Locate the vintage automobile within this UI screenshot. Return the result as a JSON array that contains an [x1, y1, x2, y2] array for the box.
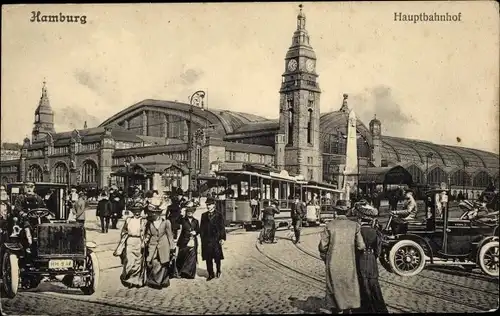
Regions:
[[0, 182, 100, 298], [379, 189, 499, 277]]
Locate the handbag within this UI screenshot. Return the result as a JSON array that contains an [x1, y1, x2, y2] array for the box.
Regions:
[[187, 236, 195, 248]]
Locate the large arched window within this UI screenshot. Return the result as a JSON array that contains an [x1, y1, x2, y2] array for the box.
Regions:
[[406, 165, 425, 184], [473, 171, 491, 188], [427, 167, 447, 185], [450, 169, 471, 187], [81, 160, 98, 183], [53, 163, 69, 184], [28, 164, 43, 183]]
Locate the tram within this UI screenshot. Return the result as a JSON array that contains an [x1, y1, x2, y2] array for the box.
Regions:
[[212, 169, 344, 231], [301, 181, 343, 225]]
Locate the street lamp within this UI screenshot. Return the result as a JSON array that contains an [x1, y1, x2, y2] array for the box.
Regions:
[[124, 157, 131, 206], [462, 160, 469, 198], [425, 152, 434, 186], [188, 90, 206, 200]]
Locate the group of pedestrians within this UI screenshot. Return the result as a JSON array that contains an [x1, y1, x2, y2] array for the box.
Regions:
[[113, 191, 227, 289], [318, 203, 388, 314]]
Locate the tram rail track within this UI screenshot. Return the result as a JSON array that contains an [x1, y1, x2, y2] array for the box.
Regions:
[[283, 231, 497, 313], [253, 239, 410, 313]]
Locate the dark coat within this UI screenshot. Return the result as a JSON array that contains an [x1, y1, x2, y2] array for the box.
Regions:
[[291, 201, 306, 220], [262, 205, 280, 221], [97, 199, 112, 217], [357, 223, 382, 279], [167, 201, 182, 231], [177, 216, 200, 248], [200, 211, 226, 261]]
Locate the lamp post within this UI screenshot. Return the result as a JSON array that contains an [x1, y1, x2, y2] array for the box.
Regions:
[[188, 90, 206, 200], [425, 152, 434, 187], [462, 160, 468, 198], [124, 157, 131, 207]]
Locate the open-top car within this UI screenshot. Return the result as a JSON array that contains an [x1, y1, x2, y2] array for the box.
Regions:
[[1, 182, 100, 298], [379, 188, 498, 278]]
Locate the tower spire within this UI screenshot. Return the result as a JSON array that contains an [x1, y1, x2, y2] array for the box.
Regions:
[[297, 4, 306, 30]]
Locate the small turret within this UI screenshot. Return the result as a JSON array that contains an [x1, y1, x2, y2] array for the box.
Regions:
[[369, 114, 381, 137]]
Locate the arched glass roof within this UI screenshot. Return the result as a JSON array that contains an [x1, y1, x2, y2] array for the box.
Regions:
[[319, 111, 372, 145], [319, 110, 499, 174]]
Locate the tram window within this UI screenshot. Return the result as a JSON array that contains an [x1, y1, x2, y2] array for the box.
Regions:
[[230, 184, 238, 198], [264, 184, 271, 199], [274, 187, 279, 199], [240, 181, 249, 196]]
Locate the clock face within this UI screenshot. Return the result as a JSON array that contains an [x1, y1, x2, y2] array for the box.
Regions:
[[287, 59, 298, 72], [306, 59, 315, 72]]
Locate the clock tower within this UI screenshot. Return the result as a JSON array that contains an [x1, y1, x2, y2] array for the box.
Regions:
[[277, 4, 322, 181]]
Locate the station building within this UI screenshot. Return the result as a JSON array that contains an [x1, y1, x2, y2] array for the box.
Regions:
[[1, 8, 498, 199]]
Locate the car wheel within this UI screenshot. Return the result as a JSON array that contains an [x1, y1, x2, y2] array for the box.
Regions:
[[389, 240, 426, 277], [478, 241, 499, 277], [2, 251, 20, 298], [80, 251, 100, 295]]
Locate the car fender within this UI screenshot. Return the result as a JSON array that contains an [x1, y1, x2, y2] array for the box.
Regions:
[[2, 242, 23, 252], [393, 233, 434, 263]]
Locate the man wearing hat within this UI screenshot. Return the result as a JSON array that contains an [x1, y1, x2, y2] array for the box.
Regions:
[[290, 194, 307, 244], [354, 204, 388, 313], [391, 189, 418, 220], [319, 199, 366, 314], [200, 196, 226, 280], [13, 182, 46, 252]]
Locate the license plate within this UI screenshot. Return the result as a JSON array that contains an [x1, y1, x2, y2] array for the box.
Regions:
[[49, 259, 73, 269]]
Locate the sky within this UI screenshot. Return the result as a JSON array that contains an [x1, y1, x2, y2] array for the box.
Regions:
[[1, 2, 499, 154]]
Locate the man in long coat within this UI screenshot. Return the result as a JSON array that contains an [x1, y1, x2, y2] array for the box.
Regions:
[[318, 205, 366, 314], [200, 197, 226, 281]]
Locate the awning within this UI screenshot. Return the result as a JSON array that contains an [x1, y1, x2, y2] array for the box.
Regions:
[[111, 154, 188, 176], [358, 166, 413, 185], [196, 174, 228, 181]]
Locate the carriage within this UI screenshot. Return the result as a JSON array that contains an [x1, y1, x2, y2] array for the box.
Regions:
[[0, 182, 100, 298], [378, 189, 499, 277]]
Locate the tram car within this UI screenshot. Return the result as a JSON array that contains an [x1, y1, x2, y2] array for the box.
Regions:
[[379, 188, 499, 277], [214, 170, 301, 231], [300, 181, 343, 226], [212, 169, 345, 231]]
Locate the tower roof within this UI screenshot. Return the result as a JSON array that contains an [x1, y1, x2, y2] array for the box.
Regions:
[[286, 4, 316, 59], [35, 80, 53, 115]]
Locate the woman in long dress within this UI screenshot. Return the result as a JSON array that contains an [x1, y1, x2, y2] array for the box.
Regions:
[[176, 206, 200, 279], [113, 200, 147, 288], [355, 204, 388, 314], [144, 198, 175, 289]]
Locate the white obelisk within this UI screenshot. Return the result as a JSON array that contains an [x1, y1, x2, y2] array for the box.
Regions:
[[343, 108, 358, 201]]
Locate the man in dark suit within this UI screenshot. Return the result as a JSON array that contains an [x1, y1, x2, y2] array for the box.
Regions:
[[200, 197, 226, 281], [290, 194, 306, 244]]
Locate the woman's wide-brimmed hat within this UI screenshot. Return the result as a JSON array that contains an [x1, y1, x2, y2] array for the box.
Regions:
[[147, 197, 165, 212], [356, 204, 379, 220], [185, 206, 196, 214]]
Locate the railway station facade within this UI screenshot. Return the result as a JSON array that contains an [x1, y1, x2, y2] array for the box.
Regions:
[[1, 8, 499, 198]]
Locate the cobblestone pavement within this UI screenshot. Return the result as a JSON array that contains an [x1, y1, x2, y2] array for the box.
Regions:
[[264, 227, 499, 313], [1, 219, 498, 315]]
